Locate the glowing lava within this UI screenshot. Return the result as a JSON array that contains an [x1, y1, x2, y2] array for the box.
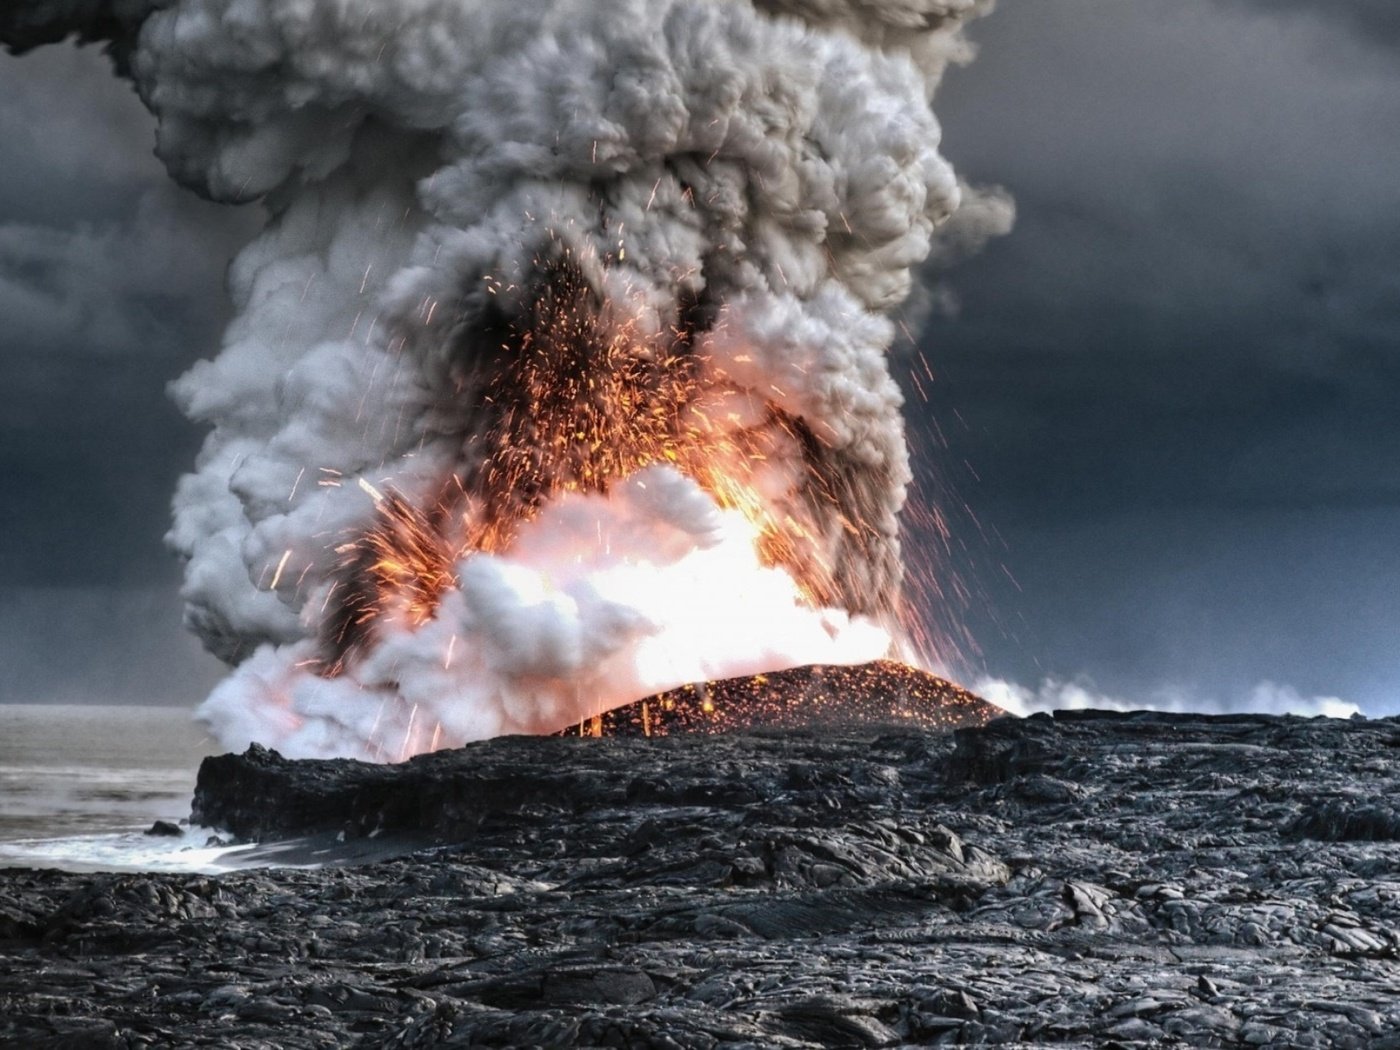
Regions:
[[560, 659, 1002, 738], [322, 244, 902, 679]]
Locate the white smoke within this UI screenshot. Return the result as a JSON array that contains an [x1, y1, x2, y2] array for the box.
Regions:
[[4, 0, 1006, 758], [976, 676, 1361, 720]]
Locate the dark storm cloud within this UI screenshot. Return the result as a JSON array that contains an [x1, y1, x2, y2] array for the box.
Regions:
[[0, 42, 155, 223], [1220, 0, 1400, 50], [0, 46, 251, 350], [0, 44, 256, 589], [0, 586, 222, 704], [0, 0, 144, 67], [0, 43, 254, 702], [915, 0, 1400, 709], [925, 0, 1400, 515]]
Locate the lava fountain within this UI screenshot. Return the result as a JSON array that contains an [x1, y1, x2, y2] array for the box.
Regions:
[[2, 0, 1013, 759]]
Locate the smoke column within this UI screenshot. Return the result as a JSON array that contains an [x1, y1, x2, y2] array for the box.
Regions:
[[3, 0, 1009, 759]]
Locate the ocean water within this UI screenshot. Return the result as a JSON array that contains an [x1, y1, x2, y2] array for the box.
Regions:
[[0, 704, 256, 873]]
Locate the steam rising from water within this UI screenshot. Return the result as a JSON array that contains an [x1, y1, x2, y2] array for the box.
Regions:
[[3, 0, 1011, 759], [976, 676, 1361, 721], [206, 467, 891, 759]]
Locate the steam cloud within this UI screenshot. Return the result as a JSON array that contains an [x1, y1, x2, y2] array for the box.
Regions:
[[3, 0, 1007, 758], [976, 677, 1361, 721]]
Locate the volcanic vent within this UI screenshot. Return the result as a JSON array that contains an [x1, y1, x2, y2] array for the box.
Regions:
[[0, 0, 1014, 759], [323, 241, 886, 674]]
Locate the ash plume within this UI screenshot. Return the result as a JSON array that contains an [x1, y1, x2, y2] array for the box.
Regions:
[[4, 0, 1007, 758]]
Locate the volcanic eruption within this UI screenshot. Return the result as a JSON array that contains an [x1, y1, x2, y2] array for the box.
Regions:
[[2, 0, 1013, 759]]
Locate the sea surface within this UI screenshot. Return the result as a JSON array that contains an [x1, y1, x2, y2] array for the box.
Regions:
[[0, 704, 255, 872]]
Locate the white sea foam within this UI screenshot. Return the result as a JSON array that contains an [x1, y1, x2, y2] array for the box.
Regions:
[[0, 827, 260, 875]]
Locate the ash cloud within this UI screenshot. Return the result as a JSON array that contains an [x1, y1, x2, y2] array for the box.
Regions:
[[3, 0, 1005, 755]]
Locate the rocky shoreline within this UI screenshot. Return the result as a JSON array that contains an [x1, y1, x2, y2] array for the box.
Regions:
[[5, 709, 1400, 1047]]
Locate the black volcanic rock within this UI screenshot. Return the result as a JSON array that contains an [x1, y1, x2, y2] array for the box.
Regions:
[[5, 710, 1400, 1048]]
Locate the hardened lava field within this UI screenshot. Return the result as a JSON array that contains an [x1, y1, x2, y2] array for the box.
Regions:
[[558, 659, 1003, 738]]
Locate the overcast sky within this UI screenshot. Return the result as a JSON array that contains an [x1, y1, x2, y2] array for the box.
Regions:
[[0, 0, 1396, 712], [922, 0, 1400, 711]]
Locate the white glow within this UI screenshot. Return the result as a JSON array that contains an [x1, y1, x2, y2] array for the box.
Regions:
[[198, 467, 891, 760]]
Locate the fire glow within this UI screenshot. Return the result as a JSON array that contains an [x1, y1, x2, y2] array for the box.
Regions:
[[210, 463, 895, 760], [323, 244, 897, 678], [235, 237, 987, 762], [195, 243, 917, 759]]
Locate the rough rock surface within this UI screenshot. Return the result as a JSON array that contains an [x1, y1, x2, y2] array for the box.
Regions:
[[556, 661, 1001, 738], [5, 710, 1400, 1048]]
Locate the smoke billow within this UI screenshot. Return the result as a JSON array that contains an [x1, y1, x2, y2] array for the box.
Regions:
[[976, 676, 1361, 720], [4, 0, 1006, 759]]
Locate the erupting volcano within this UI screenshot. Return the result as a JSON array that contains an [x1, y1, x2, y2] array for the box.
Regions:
[[322, 240, 893, 677], [3, 0, 1013, 759]]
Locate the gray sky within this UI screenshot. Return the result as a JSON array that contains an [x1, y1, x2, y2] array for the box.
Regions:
[[0, 0, 1396, 711], [920, 0, 1400, 710], [0, 42, 255, 704]]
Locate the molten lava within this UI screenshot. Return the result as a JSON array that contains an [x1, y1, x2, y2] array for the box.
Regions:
[[323, 243, 910, 680]]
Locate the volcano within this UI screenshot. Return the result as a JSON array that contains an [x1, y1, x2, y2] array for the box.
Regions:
[[558, 659, 1002, 738]]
